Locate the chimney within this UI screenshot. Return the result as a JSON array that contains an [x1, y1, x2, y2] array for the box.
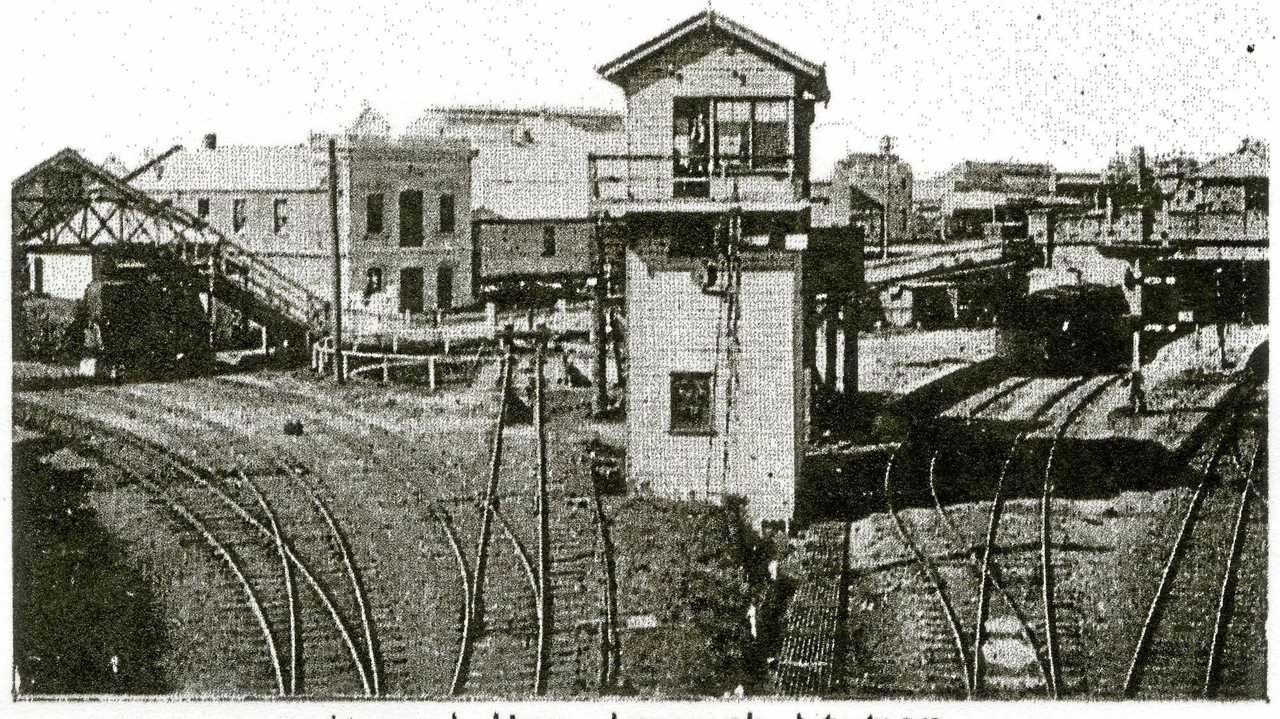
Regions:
[[879, 135, 894, 156], [203, 133, 218, 150]]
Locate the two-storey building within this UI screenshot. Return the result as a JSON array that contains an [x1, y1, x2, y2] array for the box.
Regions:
[[592, 10, 830, 528], [133, 131, 475, 324]]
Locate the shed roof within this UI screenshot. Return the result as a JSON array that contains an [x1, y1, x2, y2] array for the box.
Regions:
[[597, 10, 829, 101], [1193, 142, 1269, 180]]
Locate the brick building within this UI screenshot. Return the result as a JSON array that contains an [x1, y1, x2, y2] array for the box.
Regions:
[[131, 131, 475, 321]]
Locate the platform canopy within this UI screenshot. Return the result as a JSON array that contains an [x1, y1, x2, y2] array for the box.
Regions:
[[11, 147, 218, 248]]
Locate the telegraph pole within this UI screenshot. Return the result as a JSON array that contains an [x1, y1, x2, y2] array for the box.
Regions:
[[533, 325, 551, 695], [328, 138, 345, 383], [591, 218, 609, 415]]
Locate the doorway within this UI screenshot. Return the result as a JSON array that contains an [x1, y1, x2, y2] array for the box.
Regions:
[[436, 265, 454, 309], [399, 267, 423, 314]]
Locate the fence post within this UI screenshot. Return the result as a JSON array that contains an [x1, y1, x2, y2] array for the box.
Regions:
[[428, 356, 437, 392], [486, 302, 497, 332], [382, 353, 389, 384]]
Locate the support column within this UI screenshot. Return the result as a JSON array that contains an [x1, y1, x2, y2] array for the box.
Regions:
[[841, 293, 858, 399], [824, 300, 838, 390], [206, 248, 217, 350], [802, 294, 817, 374]]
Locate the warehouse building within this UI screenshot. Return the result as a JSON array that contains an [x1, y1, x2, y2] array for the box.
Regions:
[[406, 105, 625, 297]]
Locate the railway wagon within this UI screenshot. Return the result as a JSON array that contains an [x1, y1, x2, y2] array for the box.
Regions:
[[1135, 259, 1268, 329], [80, 262, 212, 379], [997, 283, 1130, 374]]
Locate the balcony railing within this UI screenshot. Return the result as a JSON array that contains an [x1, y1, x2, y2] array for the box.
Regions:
[[589, 153, 803, 206]]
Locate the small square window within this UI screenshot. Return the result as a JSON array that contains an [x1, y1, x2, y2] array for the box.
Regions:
[[670, 371, 715, 435], [196, 198, 210, 219], [232, 198, 247, 232], [273, 198, 289, 234]]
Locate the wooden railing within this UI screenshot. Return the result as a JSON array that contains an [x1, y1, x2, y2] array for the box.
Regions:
[[213, 240, 328, 330], [588, 153, 800, 204]]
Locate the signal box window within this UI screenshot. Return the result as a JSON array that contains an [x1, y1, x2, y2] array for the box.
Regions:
[[232, 198, 247, 232], [542, 226, 557, 257], [400, 190, 423, 247], [439, 193, 455, 234], [713, 99, 790, 172], [273, 198, 288, 234], [366, 193, 384, 234], [670, 371, 714, 436], [196, 198, 210, 219]]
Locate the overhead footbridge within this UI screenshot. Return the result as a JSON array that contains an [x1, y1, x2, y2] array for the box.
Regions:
[[12, 148, 328, 346]]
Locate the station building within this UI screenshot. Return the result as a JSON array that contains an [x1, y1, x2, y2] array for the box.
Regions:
[[591, 10, 831, 528], [131, 128, 476, 320]]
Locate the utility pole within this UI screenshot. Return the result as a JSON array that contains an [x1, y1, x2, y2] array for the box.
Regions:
[[328, 138, 345, 383], [1129, 146, 1153, 414], [533, 325, 551, 695], [591, 218, 609, 415], [880, 135, 891, 259]]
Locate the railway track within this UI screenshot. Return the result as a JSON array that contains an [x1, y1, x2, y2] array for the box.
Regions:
[[918, 374, 1118, 697], [171, 360, 604, 698], [15, 354, 623, 699], [969, 375, 1119, 697], [1122, 370, 1267, 698], [882, 447, 975, 697], [13, 399, 375, 696], [774, 522, 849, 695], [66, 382, 392, 693]]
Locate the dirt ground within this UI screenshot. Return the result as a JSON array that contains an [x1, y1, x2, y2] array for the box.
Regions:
[[814, 372, 1268, 699], [12, 364, 752, 698]]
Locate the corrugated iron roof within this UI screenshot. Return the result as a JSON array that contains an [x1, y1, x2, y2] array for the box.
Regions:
[[131, 145, 324, 192], [1194, 143, 1269, 180]]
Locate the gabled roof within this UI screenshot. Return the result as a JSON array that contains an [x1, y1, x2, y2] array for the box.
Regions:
[[11, 147, 210, 244], [597, 10, 829, 101], [1193, 141, 1269, 180]]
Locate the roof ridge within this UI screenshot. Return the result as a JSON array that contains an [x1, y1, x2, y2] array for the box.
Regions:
[[595, 10, 829, 101]]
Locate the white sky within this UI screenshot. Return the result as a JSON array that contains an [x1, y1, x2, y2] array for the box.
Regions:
[[3, 0, 1274, 177]]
